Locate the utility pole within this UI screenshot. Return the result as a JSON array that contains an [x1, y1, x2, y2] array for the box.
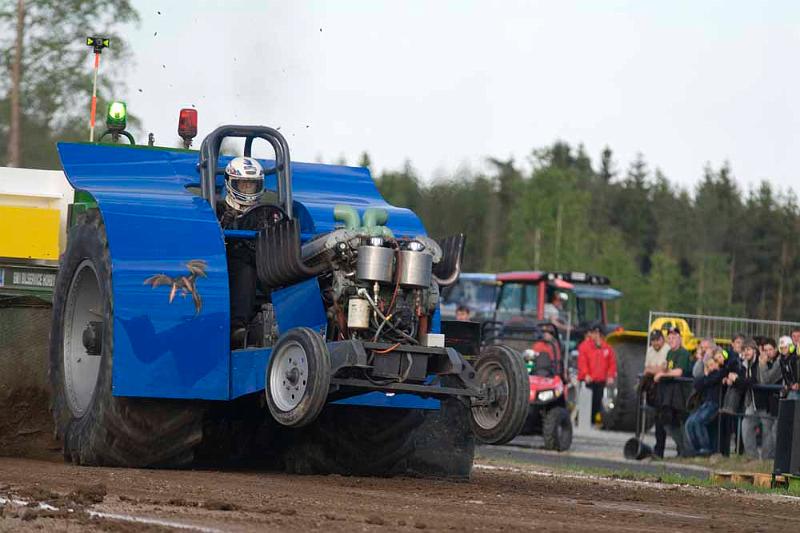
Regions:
[[776, 241, 789, 322], [554, 202, 563, 270], [5, 0, 24, 167]]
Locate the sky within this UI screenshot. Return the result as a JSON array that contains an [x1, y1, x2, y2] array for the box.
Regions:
[[120, 0, 800, 191]]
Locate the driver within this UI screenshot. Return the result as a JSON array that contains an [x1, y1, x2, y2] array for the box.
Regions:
[[543, 290, 570, 333], [218, 157, 265, 348]]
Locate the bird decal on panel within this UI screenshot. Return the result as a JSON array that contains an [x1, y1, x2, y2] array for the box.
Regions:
[[144, 259, 207, 314]]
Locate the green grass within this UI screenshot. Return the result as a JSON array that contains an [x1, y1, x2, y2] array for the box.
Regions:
[[671, 454, 773, 474], [476, 455, 800, 496]]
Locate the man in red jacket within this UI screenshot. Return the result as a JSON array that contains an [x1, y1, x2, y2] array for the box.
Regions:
[[578, 323, 617, 425]]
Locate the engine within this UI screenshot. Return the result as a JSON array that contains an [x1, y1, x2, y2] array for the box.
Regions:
[[311, 232, 442, 344]]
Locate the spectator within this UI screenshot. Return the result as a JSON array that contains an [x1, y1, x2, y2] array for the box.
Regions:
[[653, 327, 694, 457], [726, 339, 766, 458], [543, 291, 570, 333], [791, 327, 800, 357], [642, 330, 669, 454], [779, 335, 800, 394], [455, 304, 471, 321], [644, 330, 669, 375], [756, 338, 782, 459], [692, 338, 716, 379], [715, 340, 740, 457], [730, 333, 745, 360], [684, 348, 724, 456], [578, 324, 617, 425]]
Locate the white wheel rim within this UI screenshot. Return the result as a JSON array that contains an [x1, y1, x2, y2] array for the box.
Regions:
[[63, 260, 103, 417], [269, 340, 309, 412], [472, 361, 510, 430]]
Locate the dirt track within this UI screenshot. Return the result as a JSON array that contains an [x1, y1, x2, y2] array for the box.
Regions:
[[1, 457, 798, 532]]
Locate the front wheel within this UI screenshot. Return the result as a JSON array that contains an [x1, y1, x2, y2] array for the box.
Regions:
[[265, 327, 331, 427], [469, 345, 528, 445]]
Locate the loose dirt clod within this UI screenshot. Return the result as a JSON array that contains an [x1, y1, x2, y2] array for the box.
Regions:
[[166, 497, 198, 507], [15, 485, 59, 503], [365, 515, 386, 525], [69, 483, 107, 505], [204, 500, 238, 511]]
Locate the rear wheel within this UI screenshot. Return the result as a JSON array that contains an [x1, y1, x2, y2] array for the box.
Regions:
[[276, 396, 475, 478], [470, 345, 528, 445], [50, 211, 204, 467], [542, 406, 572, 451], [602, 340, 645, 431]]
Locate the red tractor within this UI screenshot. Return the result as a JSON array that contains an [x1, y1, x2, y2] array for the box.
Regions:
[[482, 271, 622, 450]]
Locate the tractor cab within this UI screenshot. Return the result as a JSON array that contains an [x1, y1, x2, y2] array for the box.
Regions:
[[439, 272, 499, 322], [491, 271, 622, 341]]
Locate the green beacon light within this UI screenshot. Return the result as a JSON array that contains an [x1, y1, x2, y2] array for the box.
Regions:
[[106, 101, 127, 132], [97, 100, 134, 144]]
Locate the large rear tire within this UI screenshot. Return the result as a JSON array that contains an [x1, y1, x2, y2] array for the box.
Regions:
[[470, 345, 528, 445], [602, 340, 644, 432], [50, 211, 204, 467], [275, 395, 474, 478]]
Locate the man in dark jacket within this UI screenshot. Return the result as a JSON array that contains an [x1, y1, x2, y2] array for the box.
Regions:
[[754, 339, 782, 458], [684, 348, 724, 456], [727, 339, 771, 458], [717, 337, 742, 456], [653, 327, 694, 457]]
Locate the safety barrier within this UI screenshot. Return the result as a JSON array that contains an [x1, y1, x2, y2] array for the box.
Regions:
[[636, 376, 784, 457], [648, 311, 800, 346]]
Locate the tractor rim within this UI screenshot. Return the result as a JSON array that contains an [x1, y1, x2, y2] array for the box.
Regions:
[[472, 361, 509, 430], [63, 260, 104, 418], [270, 340, 308, 412]]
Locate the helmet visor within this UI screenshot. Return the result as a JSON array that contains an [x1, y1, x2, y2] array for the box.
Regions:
[[231, 177, 263, 196]]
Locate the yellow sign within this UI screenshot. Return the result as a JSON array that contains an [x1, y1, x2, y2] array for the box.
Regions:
[[0, 206, 60, 260]]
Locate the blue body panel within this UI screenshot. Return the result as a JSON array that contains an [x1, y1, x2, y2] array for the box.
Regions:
[[56, 142, 431, 405], [271, 278, 328, 337]]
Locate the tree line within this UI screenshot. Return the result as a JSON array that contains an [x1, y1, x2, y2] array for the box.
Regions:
[[371, 144, 800, 330], [0, 0, 138, 169]]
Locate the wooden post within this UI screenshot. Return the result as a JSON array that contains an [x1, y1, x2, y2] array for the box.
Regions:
[[776, 241, 788, 322], [554, 201, 563, 270], [5, 0, 25, 167]]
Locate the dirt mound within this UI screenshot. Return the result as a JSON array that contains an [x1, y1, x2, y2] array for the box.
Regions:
[[0, 307, 60, 460]]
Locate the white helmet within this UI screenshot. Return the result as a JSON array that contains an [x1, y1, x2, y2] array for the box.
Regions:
[[224, 156, 264, 210]]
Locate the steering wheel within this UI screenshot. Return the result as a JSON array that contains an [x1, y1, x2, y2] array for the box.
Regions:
[[235, 203, 287, 231]]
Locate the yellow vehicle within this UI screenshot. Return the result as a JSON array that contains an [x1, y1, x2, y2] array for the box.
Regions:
[[0, 167, 74, 456]]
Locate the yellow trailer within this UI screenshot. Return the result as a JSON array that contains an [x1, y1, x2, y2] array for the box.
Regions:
[[0, 166, 73, 459]]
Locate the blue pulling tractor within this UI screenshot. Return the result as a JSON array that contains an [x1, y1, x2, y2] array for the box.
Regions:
[[48, 124, 528, 476]]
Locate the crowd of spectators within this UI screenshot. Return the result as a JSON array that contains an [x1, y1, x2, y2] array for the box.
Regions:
[[643, 326, 800, 459]]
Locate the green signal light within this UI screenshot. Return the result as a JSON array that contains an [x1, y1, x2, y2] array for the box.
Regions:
[[106, 101, 127, 131]]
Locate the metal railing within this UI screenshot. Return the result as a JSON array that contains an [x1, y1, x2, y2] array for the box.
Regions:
[[648, 310, 800, 343], [637, 376, 783, 457]]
